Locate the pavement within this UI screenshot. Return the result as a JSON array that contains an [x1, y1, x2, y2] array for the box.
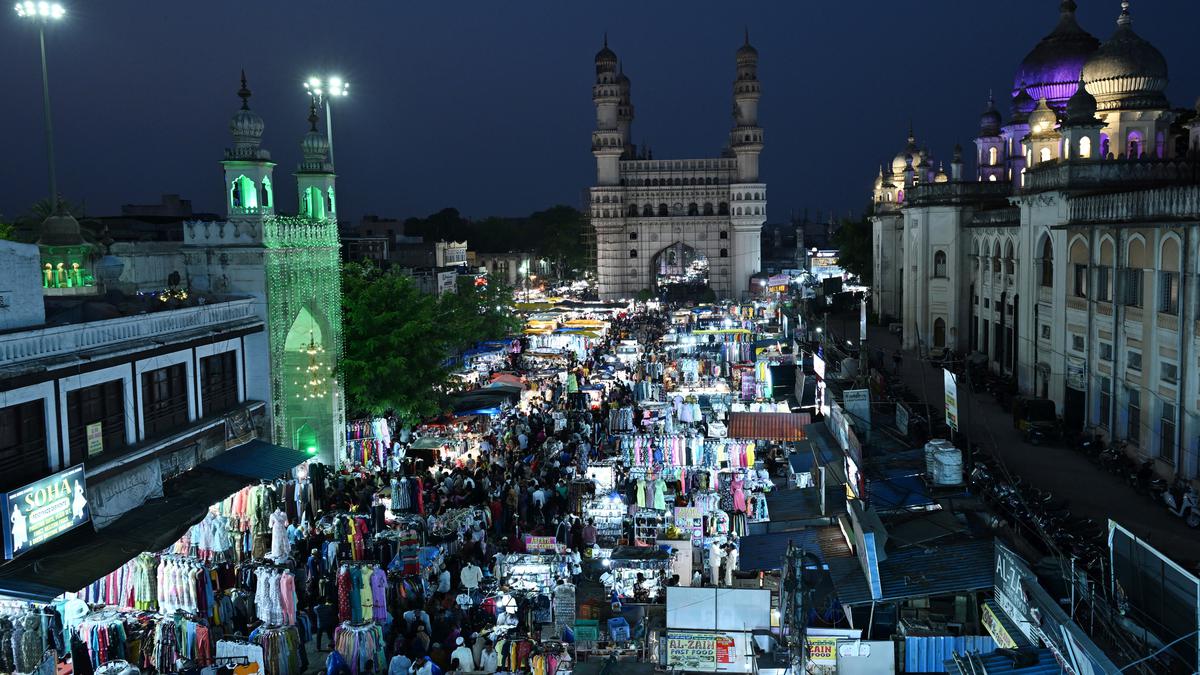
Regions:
[[851, 313, 1200, 569]]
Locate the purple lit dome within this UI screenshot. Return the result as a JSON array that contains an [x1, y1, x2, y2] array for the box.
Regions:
[[1012, 0, 1099, 109], [1082, 2, 1168, 111]]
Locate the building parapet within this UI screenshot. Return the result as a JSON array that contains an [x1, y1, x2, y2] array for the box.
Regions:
[[969, 207, 1020, 228], [1069, 184, 1200, 224], [0, 297, 260, 368], [908, 181, 1013, 206], [1025, 158, 1196, 194]]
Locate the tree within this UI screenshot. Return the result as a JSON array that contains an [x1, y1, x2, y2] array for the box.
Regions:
[[832, 213, 873, 285], [341, 262, 521, 425]]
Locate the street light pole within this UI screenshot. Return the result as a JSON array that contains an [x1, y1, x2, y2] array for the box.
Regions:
[[323, 97, 336, 167], [37, 25, 57, 210], [15, 2, 67, 212], [304, 75, 348, 166]]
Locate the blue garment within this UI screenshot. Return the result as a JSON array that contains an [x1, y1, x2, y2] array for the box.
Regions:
[[389, 655, 412, 675], [327, 649, 353, 675]]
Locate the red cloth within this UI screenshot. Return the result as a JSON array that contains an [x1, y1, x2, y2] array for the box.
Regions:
[[337, 567, 352, 622]]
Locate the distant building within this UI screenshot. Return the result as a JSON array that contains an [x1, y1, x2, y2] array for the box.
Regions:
[[392, 240, 468, 268], [401, 267, 459, 296], [589, 35, 765, 299]]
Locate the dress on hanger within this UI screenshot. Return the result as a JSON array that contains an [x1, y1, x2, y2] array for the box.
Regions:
[[269, 510, 289, 560], [731, 475, 746, 513]]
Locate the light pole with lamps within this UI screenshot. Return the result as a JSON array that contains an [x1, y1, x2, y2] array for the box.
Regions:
[[303, 75, 349, 167], [14, 1, 66, 212]]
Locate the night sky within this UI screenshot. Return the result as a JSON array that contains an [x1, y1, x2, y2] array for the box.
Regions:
[[2, 1, 1198, 226]]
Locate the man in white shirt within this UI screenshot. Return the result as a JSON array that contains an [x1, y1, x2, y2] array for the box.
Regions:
[[517, 432, 529, 450], [479, 640, 499, 673], [451, 637, 476, 671], [531, 485, 547, 509], [437, 569, 451, 594], [708, 542, 726, 587]]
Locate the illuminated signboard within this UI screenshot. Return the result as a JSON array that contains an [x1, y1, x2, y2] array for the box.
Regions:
[[1, 465, 91, 559]]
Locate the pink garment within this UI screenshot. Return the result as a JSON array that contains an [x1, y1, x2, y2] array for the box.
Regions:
[[280, 571, 297, 625], [731, 475, 746, 513]]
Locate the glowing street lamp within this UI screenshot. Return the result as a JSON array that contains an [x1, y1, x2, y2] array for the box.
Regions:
[[303, 75, 349, 167], [14, 1, 66, 211]]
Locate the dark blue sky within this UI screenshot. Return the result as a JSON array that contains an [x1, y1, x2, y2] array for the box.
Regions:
[[1, 1, 1198, 225]]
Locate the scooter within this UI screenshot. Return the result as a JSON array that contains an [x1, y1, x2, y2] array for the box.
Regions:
[[1160, 478, 1200, 529]]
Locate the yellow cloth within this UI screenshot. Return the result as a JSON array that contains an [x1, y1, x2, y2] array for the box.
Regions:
[[359, 566, 373, 620], [746, 442, 756, 467]]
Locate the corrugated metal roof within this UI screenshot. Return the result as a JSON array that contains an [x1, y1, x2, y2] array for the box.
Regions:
[[728, 412, 810, 441], [766, 486, 847, 522], [903, 635, 996, 673], [944, 649, 1061, 675], [199, 438, 311, 480], [867, 473, 937, 511], [829, 537, 994, 606], [739, 526, 853, 572]]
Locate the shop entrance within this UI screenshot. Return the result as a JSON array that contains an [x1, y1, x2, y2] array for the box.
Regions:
[[653, 241, 711, 302], [1064, 387, 1085, 431]]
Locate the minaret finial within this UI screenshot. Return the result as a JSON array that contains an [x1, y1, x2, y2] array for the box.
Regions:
[[1118, 0, 1131, 26], [604, 31, 608, 48], [308, 102, 319, 132], [1061, 0, 1077, 14], [744, 27, 749, 45], [238, 70, 251, 110]]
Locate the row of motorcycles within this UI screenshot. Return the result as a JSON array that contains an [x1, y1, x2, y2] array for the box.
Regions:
[[1069, 429, 1200, 528], [969, 448, 1107, 570]]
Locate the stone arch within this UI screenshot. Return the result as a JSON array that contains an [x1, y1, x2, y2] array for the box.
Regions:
[[1126, 234, 1147, 268], [1159, 233, 1181, 273], [1004, 239, 1015, 274], [1038, 232, 1054, 287]]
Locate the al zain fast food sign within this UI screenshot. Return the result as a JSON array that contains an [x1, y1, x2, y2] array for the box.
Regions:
[[0, 465, 91, 559]]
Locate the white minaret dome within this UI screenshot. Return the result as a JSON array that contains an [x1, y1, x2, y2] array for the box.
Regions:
[[229, 71, 265, 154], [301, 104, 330, 163], [737, 29, 758, 62]]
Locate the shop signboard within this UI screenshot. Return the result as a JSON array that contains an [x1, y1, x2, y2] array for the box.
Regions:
[[844, 389, 871, 442], [665, 631, 740, 672], [812, 353, 826, 381], [674, 507, 705, 545], [943, 368, 959, 432], [982, 603, 1018, 649], [86, 422, 104, 457], [993, 541, 1038, 644], [0, 464, 91, 559], [524, 535, 556, 553], [806, 629, 861, 667], [894, 403, 909, 437]]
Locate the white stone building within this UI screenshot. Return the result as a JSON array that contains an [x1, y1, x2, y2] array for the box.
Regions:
[[871, 0, 1200, 473], [589, 35, 765, 300]]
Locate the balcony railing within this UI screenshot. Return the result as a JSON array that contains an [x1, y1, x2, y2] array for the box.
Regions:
[[1027, 158, 1196, 195], [1069, 184, 1200, 224], [0, 298, 259, 368]]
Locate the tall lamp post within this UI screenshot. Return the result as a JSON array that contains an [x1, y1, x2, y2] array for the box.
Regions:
[[15, 1, 66, 212], [303, 75, 349, 167]]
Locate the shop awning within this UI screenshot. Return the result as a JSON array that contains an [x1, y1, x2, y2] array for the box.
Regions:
[[199, 439, 311, 480], [728, 412, 810, 441], [739, 529, 827, 572], [0, 467, 250, 602], [411, 437, 452, 450], [944, 649, 1059, 675]]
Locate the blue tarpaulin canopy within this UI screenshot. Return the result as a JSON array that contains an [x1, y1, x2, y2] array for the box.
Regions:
[[828, 537, 994, 606]]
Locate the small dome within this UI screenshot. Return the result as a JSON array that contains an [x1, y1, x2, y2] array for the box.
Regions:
[[1065, 78, 1100, 125], [1011, 85, 1037, 123], [980, 95, 1002, 136], [37, 214, 87, 247], [595, 36, 617, 71], [934, 170, 949, 184], [737, 29, 758, 61], [1082, 1, 1168, 111], [1013, 0, 1100, 108], [301, 105, 329, 162], [230, 72, 264, 151], [1028, 98, 1060, 135]]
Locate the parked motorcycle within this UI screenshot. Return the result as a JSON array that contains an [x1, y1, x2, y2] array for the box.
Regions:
[[1159, 478, 1200, 528]]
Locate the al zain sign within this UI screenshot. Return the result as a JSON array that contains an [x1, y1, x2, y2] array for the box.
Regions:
[[0, 465, 91, 559]]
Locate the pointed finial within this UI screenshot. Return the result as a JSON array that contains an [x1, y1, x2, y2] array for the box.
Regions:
[[907, 119, 915, 143], [1118, 0, 1131, 26], [238, 70, 252, 110], [604, 31, 608, 48], [988, 89, 994, 108], [308, 102, 319, 132], [744, 27, 750, 45], [1061, 0, 1077, 15]]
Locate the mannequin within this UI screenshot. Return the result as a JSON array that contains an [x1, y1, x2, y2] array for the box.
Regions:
[[269, 508, 289, 560], [460, 562, 483, 590], [724, 544, 739, 587]]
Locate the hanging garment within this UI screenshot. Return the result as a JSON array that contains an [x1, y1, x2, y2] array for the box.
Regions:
[[731, 475, 747, 513], [269, 511, 289, 561]]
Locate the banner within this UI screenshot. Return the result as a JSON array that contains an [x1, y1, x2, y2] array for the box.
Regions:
[[844, 389, 871, 442], [0, 465, 91, 559], [895, 403, 910, 437], [943, 368, 959, 432], [665, 631, 736, 672], [860, 298, 867, 342]]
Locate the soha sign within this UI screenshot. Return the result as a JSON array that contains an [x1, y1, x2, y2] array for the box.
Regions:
[[0, 465, 91, 559]]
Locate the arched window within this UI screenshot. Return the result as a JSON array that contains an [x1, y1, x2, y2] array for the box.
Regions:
[[1040, 237, 1054, 287], [688, 203, 699, 216], [933, 318, 946, 348], [657, 204, 668, 217], [261, 177, 273, 208], [327, 187, 336, 215], [934, 250, 947, 277], [303, 186, 325, 219], [1127, 130, 1143, 158], [754, 192, 762, 200], [897, 190, 904, 204], [719, 231, 728, 239], [703, 202, 714, 216], [1039, 147, 1052, 163], [988, 175, 998, 182], [230, 175, 258, 209], [629, 249, 638, 258], [642, 204, 653, 217], [627, 204, 638, 216], [1079, 136, 1092, 159], [629, 232, 638, 240], [1100, 133, 1110, 158], [735, 207, 742, 215], [988, 147, 998, 166], [718, 202, 729, 215], [719, 248, 729, 258], [1005, 241, 1015, 274]]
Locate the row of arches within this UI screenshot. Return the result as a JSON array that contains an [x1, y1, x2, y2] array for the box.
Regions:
[[1066, 231, 1182, 309], [626, 202, 731, 217], [631, 248, 727, 258], [230, 175, 272, 210], [973, 237, 1018, 276], [733, 191, 763, 201], [625, 176, 727, 187]]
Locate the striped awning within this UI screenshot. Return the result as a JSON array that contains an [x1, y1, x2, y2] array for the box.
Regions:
[[727, 412, 811, 441]]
